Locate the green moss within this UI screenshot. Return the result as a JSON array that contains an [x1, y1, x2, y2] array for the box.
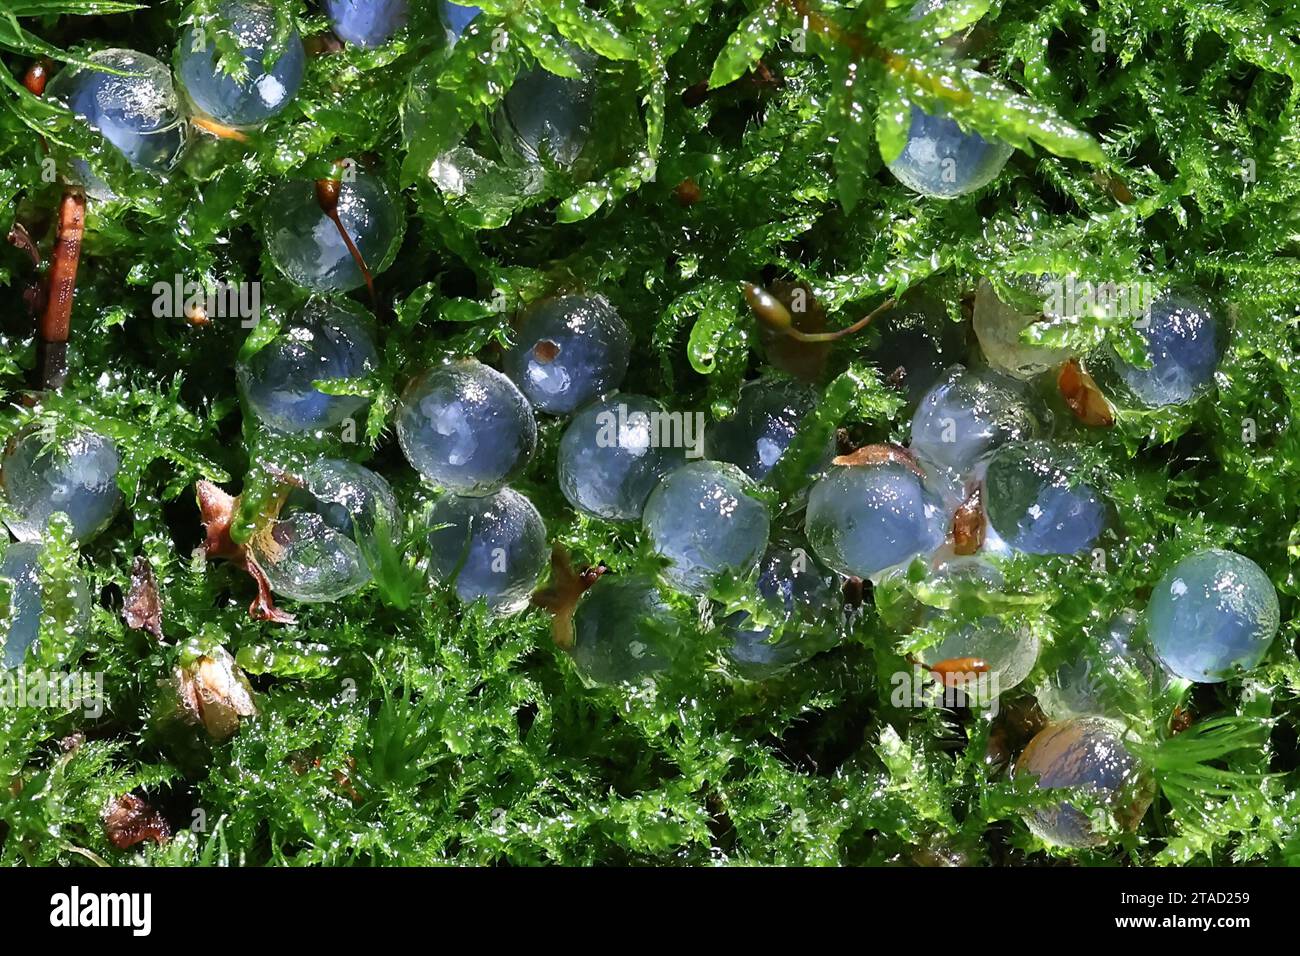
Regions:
[[0, 0, 1298, 866]]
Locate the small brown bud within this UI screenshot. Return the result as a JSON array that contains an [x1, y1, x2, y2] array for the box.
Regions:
[[103, 793, 171, 849], [174, 646, 258, 741]]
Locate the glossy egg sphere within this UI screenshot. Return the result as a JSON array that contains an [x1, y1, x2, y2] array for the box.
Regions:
[[177, 0, 305, 126], [250, 459, 400, 603], [0, 542, 92, 670], [397, 360, 537, 497], [439, 0, 482, 42], [47, 49, 184, 194], [426, 487, 548, 614], [326, 0, 408, 47], [723, 546, 842, 679], [1, 428, 123, 544], [1109, 291, 1219, 408], [973, 278, 1071, 380], [913, 558, 1040, 700], [237, 300, 378, 434], [570, 574, 679, 685], [983, 441, 1105, 556], [1146, 549, 1279, 683], [1015, 716, 1154, 848], [865, 291, 968, 404], [885, 105, 1014, 199], [916, 614, 1040, 702], [263, 170, 406, 293], [503, 295, 631, 415], [1039, 610, 1157, 722], [909, 365, 1040, 481], [642, 460, 770, 597], [494, 47, 596, 168], [558, 394, 685, 522], [706, 378, 832, 483], [806, 461, 946, 579]]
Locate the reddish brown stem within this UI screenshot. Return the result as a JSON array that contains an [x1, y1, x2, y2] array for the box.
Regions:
[[25, 60, 51, 155], [787, 297, 894, 343], [674, 177, 701, 207], [743, 281, 893, 343], [124, 556, 164, 640], [8, 223, 46, 347], [41, 189, 84, 342], [36, 189, 85, 392], [315, 173, 378, 314], [1170, 704, 1194, 735], [842, 575, 867, 608]]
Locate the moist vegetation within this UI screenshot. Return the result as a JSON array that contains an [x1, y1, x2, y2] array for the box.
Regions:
[[1, 0, 1299, 866]]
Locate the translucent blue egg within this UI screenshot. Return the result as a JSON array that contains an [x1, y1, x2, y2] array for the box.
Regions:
[[571, 574, 679, 685], [325, 0, 408, 47], [426, 487, 548, 614], [237, 300, 378, 434], [907, 557, 1040, 701], [1146, 549, 1279, 683], [263, 170, 406, 293], [439, 0, 481, 42], [177, 0, 305, 126], [502, 295, 631, 415], [983, 441, 1105, 556], [723, 546, 842, 679], [47, 49, 184, 192], [1039, 610, 1157, 721], [558, 395, 685, 522], [249, 459, 400, 603], [0, 543, 43, 669], [886, 105, 1014, 199], [0, 542, 91, 670], [706, 378, 833, 483], [919, 620, 1040, 702], [806, 461, 946, 579], [916, 613, 1041, 703], [1109, 291, 1219, 407], [494, 47, 597, 168], [973, 278, 1071, 380], [909, 365, 1039, 481], [642, 461, 770, 597], [1015, 716, 1154, 848], [884, 0, 1011, 199], [1, 428, 123, 544], [397, 360, 537, 497], [865, 291, 968, 404]]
